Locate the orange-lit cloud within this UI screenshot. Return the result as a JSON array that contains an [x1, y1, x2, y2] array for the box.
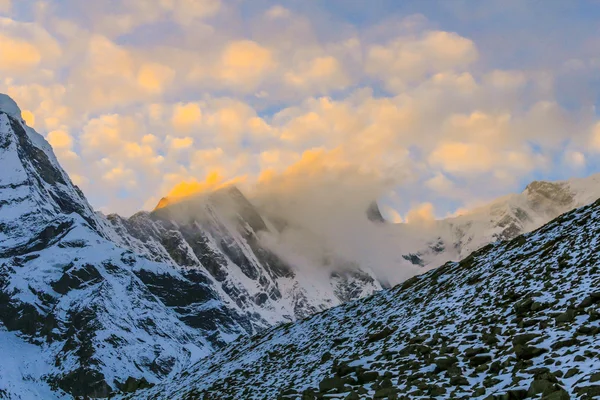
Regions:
[[366, 30, 478, 91], [406, 202, 435, 224], [47, 130, 73, 149], [0, 34, 41, 70], [21, 109, 35, 126], [217, 40, 276, 90], [0, 4, 598, 221], [158, 170, 247, 208], [172, 103, 202, 133], [137, 63, 175, 94]]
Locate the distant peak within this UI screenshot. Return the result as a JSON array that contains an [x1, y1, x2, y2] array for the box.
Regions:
[[0, 93, 22, 119], [155, 197, 170, 210], [366, 201, 385, 223], [153, 184, 242, 211]]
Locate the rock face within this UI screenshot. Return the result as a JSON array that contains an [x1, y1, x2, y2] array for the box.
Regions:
[[0, 94, 380, 398], [135, 197, 600, 399]]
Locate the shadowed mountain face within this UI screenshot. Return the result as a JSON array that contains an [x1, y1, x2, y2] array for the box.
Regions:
[[134, 196, 600, 400], [0, 94, 381, 398]]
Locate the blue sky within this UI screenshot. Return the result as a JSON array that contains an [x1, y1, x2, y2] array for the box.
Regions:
[[1, 0, 600, 219]]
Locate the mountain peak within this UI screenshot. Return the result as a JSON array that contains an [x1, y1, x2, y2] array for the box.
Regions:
[[366, 201, 385, 223], [153, 184, 242, 211], [154, 196, 170, 209], [0, 93, 22, 120]]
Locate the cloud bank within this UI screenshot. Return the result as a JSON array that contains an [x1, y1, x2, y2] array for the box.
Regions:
[[1, 0, 599, 226]]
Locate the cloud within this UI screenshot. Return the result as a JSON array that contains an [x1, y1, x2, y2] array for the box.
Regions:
[[137, 63, 176, 94], [167, 136, 194, 150], [381, 206, 404, 223], [0, 18, 61, 75], [172, 103, 203, 133], [265, 5, 291, 19], [483, 69, 527, 89], [425, 173, 455, 194], [284, 56, 350, 93], [429, 142, 495, 174], [80, 114, 142, 155], [47, 130, 73, 149], [20, 109, 35, 126], [216, 40, 276, 90], [564, 150, 586, 169], [366, 30, 478, 91], [0, 3, 598, 236], [590, 122, 600, 151], [406, 202, 436, 224], [169, 0, 221, 26], [0, 0, 10, 14], [0, 34, 42, 70]]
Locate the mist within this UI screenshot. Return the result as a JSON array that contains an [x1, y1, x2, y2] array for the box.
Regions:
[[247, 159, 424, 286]]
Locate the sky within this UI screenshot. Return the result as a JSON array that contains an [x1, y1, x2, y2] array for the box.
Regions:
[[2, 0, 600, 220]]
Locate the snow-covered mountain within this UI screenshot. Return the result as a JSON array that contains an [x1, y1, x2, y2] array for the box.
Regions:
[[132, 194, 600, 400], [383, 175, 600, 273], [0, 94, 215, 398], [105, 185, 381, 348], [0, 94, 380, 398]]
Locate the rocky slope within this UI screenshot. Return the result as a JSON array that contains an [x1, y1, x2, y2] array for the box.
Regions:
[[132, 196, 600, 399]]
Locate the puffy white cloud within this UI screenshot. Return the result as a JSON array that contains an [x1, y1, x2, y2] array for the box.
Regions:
[[284, 56, 350, 94], [0, 17, 61, 75], [381, 206, 404, 223], [172, 103, 203, 134], [406, 202, 436, 224], [425, 173, 455, 194], [366, 30, 478, 92], [47, 130, 73, 149], [137, 63, 176, 94], [564, 150, 586, 169], [0, 3, 597, 224], [167, 136, 194, 150], [216, 40, 276, 90]]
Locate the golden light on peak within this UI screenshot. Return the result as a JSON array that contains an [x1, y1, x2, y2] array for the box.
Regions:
[[155, 171, 247, 209]]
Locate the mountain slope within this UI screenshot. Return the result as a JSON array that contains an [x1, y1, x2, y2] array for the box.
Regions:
[[384, 175, 600, 274], [133, 196, 600, 399]]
